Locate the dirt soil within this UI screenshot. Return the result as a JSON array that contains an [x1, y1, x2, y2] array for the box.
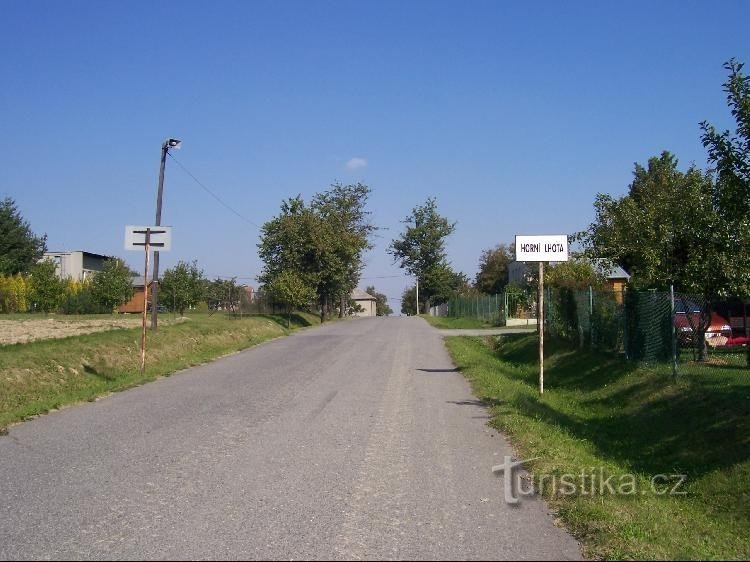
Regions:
[[0, 317, 142, 345]]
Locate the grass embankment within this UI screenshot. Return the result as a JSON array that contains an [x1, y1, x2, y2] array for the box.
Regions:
[[421, 315, 496, 329], [0, 312, 319, 430], [445, 334, 750, 560]]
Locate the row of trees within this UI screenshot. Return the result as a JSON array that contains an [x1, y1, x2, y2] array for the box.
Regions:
[[393, 60, 750, 322]]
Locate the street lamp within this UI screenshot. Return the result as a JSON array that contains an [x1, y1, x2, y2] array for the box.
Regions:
[[151, 137, 181, 330]]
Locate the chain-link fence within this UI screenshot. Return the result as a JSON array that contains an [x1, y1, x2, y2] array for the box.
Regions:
[[436, 290, 537, 326], [206, 290, 284, 318], [545, 287, 750, 378]]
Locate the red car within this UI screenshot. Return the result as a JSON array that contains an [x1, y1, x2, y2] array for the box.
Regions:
[[674, 299, 731, 345]]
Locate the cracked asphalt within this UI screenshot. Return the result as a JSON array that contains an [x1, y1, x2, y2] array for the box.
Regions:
[[0, 316, 580, 560]]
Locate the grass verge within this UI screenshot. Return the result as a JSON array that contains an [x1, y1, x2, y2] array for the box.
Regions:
[[444, 334, 750, 560], [0, 312, 320, 430], [421, 315, 497, 329]]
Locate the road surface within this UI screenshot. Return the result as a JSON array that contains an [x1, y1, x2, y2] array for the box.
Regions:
[[0, 316, 580, 560]]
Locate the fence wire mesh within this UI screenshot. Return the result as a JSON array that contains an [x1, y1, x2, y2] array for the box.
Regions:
[[545, 287, 750, 378], [443, 291, 536, 326]]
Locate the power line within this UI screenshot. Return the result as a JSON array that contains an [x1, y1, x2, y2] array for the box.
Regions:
[[167, 152, 260, 228]]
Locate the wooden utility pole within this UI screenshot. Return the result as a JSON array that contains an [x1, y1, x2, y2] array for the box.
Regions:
[[141, 228, 151, 374]]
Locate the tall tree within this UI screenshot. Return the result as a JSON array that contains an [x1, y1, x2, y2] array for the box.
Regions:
[[700, 58, 750, 297], [365, 285, 393, 316], [388, 198, 458, 310], [160, 260, 205, 316], [581, 153, 721, 361], [0, 198, 47, 275], [582, 151, 715, 291], [474, 244, 512, 294], [312, 182, 376, 318], [258, 184, 375, 322], [90, 258, 135, 312]]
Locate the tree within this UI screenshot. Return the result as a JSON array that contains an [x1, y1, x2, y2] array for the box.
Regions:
[[581, 153, 720, 361], [90, 259, 135, 312], [204, 277, 242, 311], [365, 286, 393, 316], [266, 270, 316, 327], [581, 151, 715, 291], [700, 58, 750, 298], [312, 183, 377, 318], [388, 198, 458, 310], [0, 198, 47, 275], [545, 259, 605, 290], [258, 184, 375, 322], [160, 261, 205, 316], [400, 285, 417, 315], [474, 244, 513, 294], [28, 259, 66, 313]]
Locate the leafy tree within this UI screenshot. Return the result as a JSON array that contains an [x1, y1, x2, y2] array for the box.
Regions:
[[28, 259, 66, 313], [581, 152, 720, 361], [475, 244, 513, 294], [400, 285, 417, 315], [204, 277, 242, 311], [160, 260, 205, 316], [0, 198, 47, 275], [312, 183, 377, 318], [545, 259, 605, 290], [61, 279, 109, 314], [581, 151, 715, 291], [266, 270, 315, 327], [388, 198, 458, 310], [258, 184, 375, 322], [90, 259, 135, 312], [365, 285, 393, 316], [421, 263, 468, 307], [700, 58, 750, 298]]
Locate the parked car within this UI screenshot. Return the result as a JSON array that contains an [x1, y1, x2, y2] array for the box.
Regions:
[[674, 299, 731, 345]]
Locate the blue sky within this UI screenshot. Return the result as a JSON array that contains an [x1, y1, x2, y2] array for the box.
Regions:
[[2, 1, 748, 308]]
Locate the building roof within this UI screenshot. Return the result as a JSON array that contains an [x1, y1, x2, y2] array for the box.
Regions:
[[44, 250, 113, 260], [351, 288, 377, 301], [130, 275, 155, 287], [595, 263, 631, 281]]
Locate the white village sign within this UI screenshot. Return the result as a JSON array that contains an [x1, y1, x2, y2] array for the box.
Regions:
[[515, 234, 569, 395]]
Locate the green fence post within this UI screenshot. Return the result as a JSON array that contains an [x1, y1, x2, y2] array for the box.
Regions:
[[589, 286, 594, 349], [671, 284, 677, 379]]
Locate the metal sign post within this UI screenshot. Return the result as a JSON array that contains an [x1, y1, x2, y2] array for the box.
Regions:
[[125, 226, 172, 374], [515, 235, 569, 395]]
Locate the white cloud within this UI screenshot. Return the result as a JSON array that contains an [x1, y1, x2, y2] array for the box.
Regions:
[[346, 157, 367, 171]]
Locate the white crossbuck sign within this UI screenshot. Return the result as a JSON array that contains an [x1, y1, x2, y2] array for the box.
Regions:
[[124, 225, 172, 252]]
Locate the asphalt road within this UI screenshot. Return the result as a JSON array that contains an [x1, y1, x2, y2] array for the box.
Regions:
[[0, 316, 580, 560]]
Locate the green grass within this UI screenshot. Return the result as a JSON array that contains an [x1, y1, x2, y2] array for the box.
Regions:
[[0, 312, 320, 430], [421, 315, 498, 329], [444, 334, 750, 560]]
